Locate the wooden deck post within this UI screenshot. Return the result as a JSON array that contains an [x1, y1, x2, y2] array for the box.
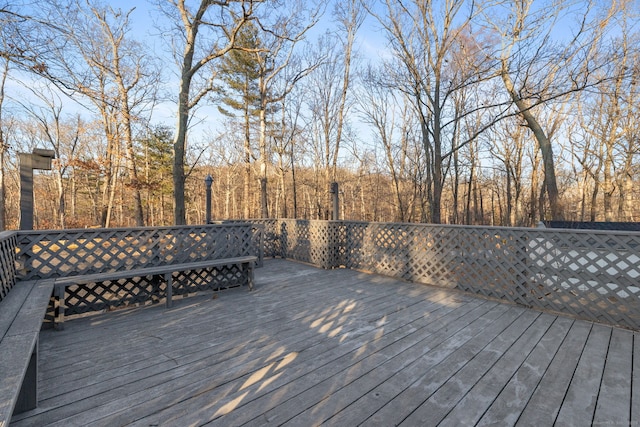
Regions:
[[330, 182, 339, 221]]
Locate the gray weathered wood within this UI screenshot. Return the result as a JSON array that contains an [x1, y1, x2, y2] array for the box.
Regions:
[[514, 320, 592, 426], [592, 327, 633, 425], [53, 256, 256, 325], [398, 312, 549, 426], [0, 231, 18, 302], [327, 306, 523, 427], [475, 316, 574, 426], [554, 323, 612, 426], [0, 279, 52, 426], [8, 260, 640, 427], [248, 219, 640, 330], [0, 333, 37, 425]]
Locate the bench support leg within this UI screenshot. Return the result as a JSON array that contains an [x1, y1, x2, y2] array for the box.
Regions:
[[54, 285, 65, 330], [15, 341, 38, 414], [247, 261, 255, 291], [165, 272, 173, 308]]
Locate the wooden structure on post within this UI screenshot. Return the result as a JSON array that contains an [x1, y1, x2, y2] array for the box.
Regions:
[[330, 182, 339, 221], [19, 149, 55, 230]]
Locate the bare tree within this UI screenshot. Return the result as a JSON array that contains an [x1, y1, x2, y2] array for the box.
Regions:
[[0, 49, 8, 230], [89, 4, 158, 226], [17, 85, 83, 228], [158, 0, 259, 225], [24, 0, 160, 226], [253, 0, 322, 218], [304, 0, 364, 219], [570, 25, 640, 221], [358, 65, 419, 222], [483, 0, 621, 220], [370, 0, 497, 223], [488, 117, 528, 226]]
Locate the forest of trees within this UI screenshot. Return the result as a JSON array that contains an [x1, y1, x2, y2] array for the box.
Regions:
[[0, 0, 638, 230]]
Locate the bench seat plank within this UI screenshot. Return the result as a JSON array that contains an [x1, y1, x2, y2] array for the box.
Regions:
[[0, 281, 38, 340], [0, 280, 53, 425], [5, 281, 54, 337], [0, 333, 37, 426]]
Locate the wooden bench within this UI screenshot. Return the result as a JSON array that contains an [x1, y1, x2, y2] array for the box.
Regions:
[[52, 256, 257, 327], [0, 279, 54, 424]]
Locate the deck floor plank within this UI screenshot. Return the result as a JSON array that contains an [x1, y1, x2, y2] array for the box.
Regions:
[[26, 268, 432, 424], [331, 305, 524, 427], [475, 316, 574, 426], [243, 301, 499, 427], [39, 273, 404, 401], [131, 289, 486, 426], [8, 259, 639, 427], [397, 311, 547, 426], [592, 327, 634, 425], [282, 303, 515, 427], [554, 323, 612, 426], [513, 320, 592, 426]]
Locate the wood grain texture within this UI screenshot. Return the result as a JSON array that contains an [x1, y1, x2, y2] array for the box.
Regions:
[[0, 280, 52, 426], [9, 260, 639, 427]]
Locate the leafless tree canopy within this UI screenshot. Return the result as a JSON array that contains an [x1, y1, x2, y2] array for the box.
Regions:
[[0, 0, 638, 229]]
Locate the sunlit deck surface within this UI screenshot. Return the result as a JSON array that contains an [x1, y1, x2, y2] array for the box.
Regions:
[[11, 259, 640, 426]]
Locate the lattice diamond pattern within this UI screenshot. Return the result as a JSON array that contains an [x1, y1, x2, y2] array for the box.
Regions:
[[12, 224, 258, 320], [0, 232, 18, 301], [51, 264, 247, 319], [16, 224, 257, 281], [7, 220, 640, 330], [261, 220, 640, 330], [63, 275, 165, 315], [173, 265, 246, 296]]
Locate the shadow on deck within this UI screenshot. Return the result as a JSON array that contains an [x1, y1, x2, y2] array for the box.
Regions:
[[11, 259, 640, 426]]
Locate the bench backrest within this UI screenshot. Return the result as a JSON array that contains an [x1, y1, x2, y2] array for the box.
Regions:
[[15, 224, 262, 281], [0, 231, 18, 302]]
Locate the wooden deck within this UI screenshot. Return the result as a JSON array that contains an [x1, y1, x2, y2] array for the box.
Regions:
[[11, 259, 640, 426]]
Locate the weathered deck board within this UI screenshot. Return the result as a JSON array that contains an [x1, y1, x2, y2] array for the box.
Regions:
[[10, 259, 640, 426], [475, 316, 574, 426], [592, 327, 633, 425], [514, 320, 592, 426], [554, 324, 611, 426]]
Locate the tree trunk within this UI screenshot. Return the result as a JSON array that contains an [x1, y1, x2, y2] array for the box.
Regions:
[[173, 72, 190, 225], [117, 89, 144, 226], [501, 70, 563, 220], [55, 170, 65, 228], [0, 142, 5, 231], [0, 59, 6, 231]]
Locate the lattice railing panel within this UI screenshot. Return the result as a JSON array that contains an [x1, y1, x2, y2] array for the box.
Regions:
[[522, 229, 640, 329], [50, 265, 247, 319], [276, 220, 340, 269], [214, 220, 267, 265], [0, 231, 18, 302], [262, 220, 640, 330], [62, 276, 166, 316], [172, 264, 247, 296], [16, 224, 258, 281], [12, 219, 640, 330]]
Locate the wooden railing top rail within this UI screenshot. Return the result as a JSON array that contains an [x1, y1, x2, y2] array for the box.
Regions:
[[254, 217, 640, 237]]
